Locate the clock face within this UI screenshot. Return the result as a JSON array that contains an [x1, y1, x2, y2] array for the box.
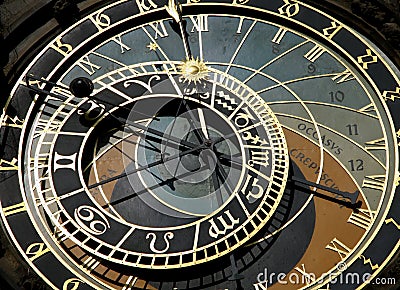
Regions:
[[1, 0, 399, 289]]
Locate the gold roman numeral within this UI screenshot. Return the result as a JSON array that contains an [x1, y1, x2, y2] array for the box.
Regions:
[[89, 12, 131, 53], [148, 20, 169, 39], [347, 209, 375, 230], [3, 202, 26, 216], [77, 55, 102, 75], [253, 281, 268, 290], [189, 15, 209, 32], [326, 238, 351, 260], [0, 158, 18, 171], [364, 137, 386, 151], [331, 69, 355, 84], [272, 27, 287, 44], [362, 175, 386, 191], [304, 45, 325, 62], [294, 264, 316, 284]]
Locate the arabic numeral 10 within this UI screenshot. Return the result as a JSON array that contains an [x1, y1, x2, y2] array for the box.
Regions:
[[329, 91, 345, 103]]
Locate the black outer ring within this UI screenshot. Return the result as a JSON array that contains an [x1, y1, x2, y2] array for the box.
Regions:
[[1, 0, 400, 289]]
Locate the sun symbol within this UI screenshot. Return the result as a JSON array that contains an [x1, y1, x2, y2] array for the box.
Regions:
[[178, 57, 209, 84]]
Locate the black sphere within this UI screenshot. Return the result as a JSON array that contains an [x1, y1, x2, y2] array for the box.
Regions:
[[69, 77, 94, 98]]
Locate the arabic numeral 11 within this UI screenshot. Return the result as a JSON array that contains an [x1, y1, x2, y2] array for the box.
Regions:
[[346, 124, 359, 136]]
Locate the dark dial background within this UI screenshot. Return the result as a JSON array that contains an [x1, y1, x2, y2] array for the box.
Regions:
[[0, 0, 400, 289]]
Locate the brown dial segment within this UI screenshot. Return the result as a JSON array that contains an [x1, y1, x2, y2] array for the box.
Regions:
[[87, 133, 138, 215], [268, 129, 368, 288]]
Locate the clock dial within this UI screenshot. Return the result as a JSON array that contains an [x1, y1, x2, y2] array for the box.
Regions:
[[0, 0, 399, 289]]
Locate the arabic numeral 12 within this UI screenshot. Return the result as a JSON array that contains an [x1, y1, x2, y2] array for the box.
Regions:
[[348, 159, 364, 171]]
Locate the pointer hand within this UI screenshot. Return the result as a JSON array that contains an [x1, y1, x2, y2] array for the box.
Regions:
[[166, 0, 192, 59], [25, 75, 72, 102], [289, 176, 362, 211], [197, 108, 210, 139], [87, 141, 206, 190], [104, 162, 210, 208]]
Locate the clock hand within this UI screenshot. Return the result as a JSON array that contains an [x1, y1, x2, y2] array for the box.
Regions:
[[180, 97, 207, 143], [156, 74, 206, 157], [210, 145, 236, 196], [215, 131, 360, 210], [288, 176, 362, 211], [212, 131, 239, 145], [197, 108, 210, 139], [69, 78, 219, 183], [166, 0, 192, 59], [25, 75, 72, 102], [25, 75, 161, 121], [112, 114, 196, 150], [82, 134, 162, 175], [68, 77, 202, 151], [115, 114, 236, 165], [104, 146, 229, 209], [87, 142, 206, 190], [198, 149, 224, 206], [103, 162, 210, 208], [228, 253, 244, 281], [70, 77, 161, 120], [210, 168, 223, 205], [112, 130, 163, 153], [216, 152, 242, 168], [290, 176, 360, 204]]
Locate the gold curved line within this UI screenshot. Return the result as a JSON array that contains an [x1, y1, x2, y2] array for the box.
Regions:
[[225, 20, 257, 74], [267, 100, 379, 120]]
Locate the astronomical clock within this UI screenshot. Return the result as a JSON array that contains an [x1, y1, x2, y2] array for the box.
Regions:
[[0, 0, 399, 289]]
